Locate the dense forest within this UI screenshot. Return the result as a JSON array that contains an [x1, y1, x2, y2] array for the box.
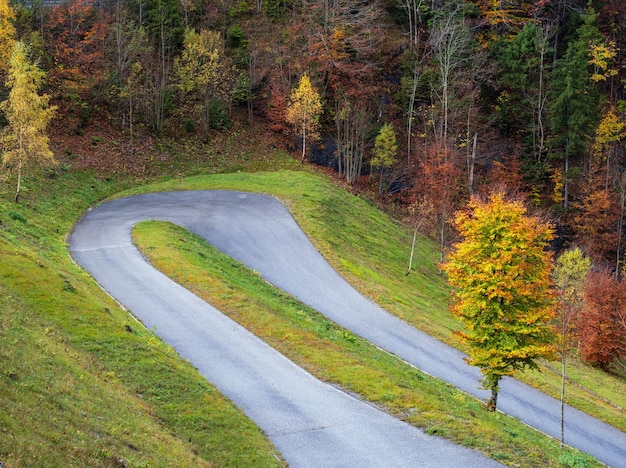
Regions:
[[1, 0, 625, 370]]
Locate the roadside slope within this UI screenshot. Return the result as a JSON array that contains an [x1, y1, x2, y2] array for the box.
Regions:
[[0, 172, 283, 467], [73, 188, 625, 467]]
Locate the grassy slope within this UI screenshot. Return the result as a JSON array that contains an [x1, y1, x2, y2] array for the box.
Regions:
[[0, 169, 284, 466], [125, 172, 624, 464], [0, 145, 623, 466], [124, 170, 626, 433]]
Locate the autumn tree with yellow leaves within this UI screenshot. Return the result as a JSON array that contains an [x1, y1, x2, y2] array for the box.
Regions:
[[0, 0, 16, 78], [1, 41, 56, 203], [175, 28, 235, 134], [286, 74, 323, 162], [443, 193, 556, 411]]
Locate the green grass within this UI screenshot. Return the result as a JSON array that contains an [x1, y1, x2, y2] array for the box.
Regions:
[[0, 169, 284, 466], [132, 219, 598, 467], [121, 169, 626, 434], [0, 287, 213, 467], [0, 144, 623, 466]]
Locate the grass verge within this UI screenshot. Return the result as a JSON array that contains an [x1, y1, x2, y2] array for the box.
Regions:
[[0, 169, 284, 466], [133, 219, 599, 467], [123, 169, 625, 435]]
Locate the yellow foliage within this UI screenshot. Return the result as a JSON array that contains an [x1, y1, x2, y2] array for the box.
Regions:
[[442, 193, 556, 402], [593, 106, 626, 159], [550, 168, 565, 206], [285, 74, 323, 161], [588, 41, 618, 82], [1, 41, 56, 202], [0, 0, 16, 75]]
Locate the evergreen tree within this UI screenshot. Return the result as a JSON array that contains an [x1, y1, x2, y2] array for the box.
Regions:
[[496, 22, 551, 167], [548, 8, 605, 210]]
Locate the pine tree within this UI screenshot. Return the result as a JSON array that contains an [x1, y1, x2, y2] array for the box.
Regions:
[[496, 22, 551, 166], [443, 193, 556, 411], [548, 8, 605, 210], [1, 41, 56, 203]]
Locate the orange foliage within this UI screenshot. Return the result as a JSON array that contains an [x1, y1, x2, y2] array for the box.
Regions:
[[575, 190, 619, 262], [45, 0, 110, 85], [580, 270, 626, 369]]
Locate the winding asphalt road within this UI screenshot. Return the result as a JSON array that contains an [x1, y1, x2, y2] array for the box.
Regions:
[[69, 190, 626, 467]]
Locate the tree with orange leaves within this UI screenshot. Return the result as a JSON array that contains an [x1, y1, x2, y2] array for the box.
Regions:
[[580, 269, 626, 370], [443, 193, 556, 411], [45, 0, 110, 80]]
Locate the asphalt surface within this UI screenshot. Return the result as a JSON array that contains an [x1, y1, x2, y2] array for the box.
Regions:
[[69, 190, 626, 467]]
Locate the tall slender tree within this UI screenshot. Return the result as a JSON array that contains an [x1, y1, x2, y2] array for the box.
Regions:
[[370, 122, 398, 194], [443, 193, 556, 411], [553, 247, 590, 447], [428, 0, 472, 153], [286, 73, 323, 162], [1, 41, 56, 203]]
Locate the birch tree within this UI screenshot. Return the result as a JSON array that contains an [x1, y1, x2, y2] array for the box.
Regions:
[[553, 247, 590, 447], [286, 73, 323, 162], [428, 1, 472, 152], [1, 41, 56, 203]]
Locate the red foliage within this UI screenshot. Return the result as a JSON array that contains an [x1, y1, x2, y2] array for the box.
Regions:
[[579, 270, 626, 369], [485, 150, 528, 198], [266, 88, 289, 135], [45, 0, 110, 87], [414, 143, 466, 243]]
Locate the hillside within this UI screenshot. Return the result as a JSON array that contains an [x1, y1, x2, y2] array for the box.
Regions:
[[0, 122, 623, 465], [1, 0, 625, 371], [1, 0, 625, 464]]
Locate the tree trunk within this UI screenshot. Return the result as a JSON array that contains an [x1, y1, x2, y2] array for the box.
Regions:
[[15, 168, 21, 203], [616, 172, 626, 279], [468, 132, 477, 194], [439, 221, 445, 274], [561, 341, 566, 447], [406, 227, 417, 275], [560, 307, 568, 448], [301, 123, 307, 162], [406, 66, 419, 165], [564, 142, 569, 211], [488, 387, 498, 412], [14, 153, 23, 204]]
